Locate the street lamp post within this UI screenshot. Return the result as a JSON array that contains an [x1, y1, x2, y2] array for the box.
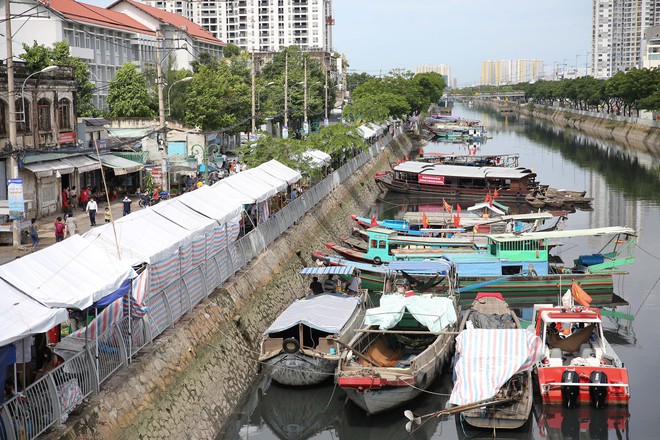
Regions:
[[283, 51, 289, 139], [303, 58, 308, 135], [324, 67, 329, 127], [167, 76, 193, 116], [18, 65, 59, 123]]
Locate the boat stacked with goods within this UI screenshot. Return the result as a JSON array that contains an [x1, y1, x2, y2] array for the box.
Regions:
[[336, 268, 459, 414], [529, 284, 630, 408], [259, 265, 366, 386], [451, 293, 543, 430]]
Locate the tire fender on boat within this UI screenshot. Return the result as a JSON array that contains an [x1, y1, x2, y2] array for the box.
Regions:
[[373, 256, 382, 265], [282, 338, 300, 354]]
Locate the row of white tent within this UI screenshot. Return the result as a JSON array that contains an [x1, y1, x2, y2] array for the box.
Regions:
[[0, 159, 302, 349]]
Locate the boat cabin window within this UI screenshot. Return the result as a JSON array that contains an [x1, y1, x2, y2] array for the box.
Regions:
[[370, 239, 387, 250], [499, 239, 540, 252], [502, 265, 522, 275]]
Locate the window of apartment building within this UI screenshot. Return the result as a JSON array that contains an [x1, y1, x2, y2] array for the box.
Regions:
[[85, 35, 91, 49], [16, 99, 29, 133], [58, 98, 72, 130], [74, 32, 81, 47], [0, 100, 7, 136], [37, 99, 51, 131]]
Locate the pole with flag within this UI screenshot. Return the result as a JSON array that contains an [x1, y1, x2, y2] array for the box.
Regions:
[[422, 212, 429, 228], [370, 215, 378, 227], [442, 198, 452, 213]]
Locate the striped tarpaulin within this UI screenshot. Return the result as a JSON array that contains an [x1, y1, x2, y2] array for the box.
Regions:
[[449, 329, 544, 405]]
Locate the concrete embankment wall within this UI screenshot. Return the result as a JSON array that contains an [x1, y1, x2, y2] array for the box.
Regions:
[[56, 135, 415, 440], [481, 101, 660, 157]]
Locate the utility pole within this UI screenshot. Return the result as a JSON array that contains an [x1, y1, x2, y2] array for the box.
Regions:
[[156, 29, 168, 192], [303, 57, 308, 136], [324, 66, 329, 127], [5, 0, 20, 247], [283, 51, 288, 138], [251, 49, 256, 137]]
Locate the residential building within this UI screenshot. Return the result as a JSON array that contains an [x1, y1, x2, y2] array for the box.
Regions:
[[592, 0, 660, 78], [414, 64, 452, 87], [642, 25, 660, 68], [480, 60, 545, 85], [0, 0, 224, 111], [143, 0, 333, 53]]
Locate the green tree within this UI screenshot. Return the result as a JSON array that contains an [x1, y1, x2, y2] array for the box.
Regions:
[[184, 61, 251, 132], [239, 133, 318, 176], [346, 72, 373, 92], [20, 41, 97, 116], [223, 43, 242, 58], [413, 72, 447, 105], [307, 123, 366, 163], [107, 63, 156, 118]]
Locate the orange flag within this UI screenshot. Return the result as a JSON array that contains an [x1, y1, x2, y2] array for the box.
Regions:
[[442, 199, 452, 213], [422, 212, 429, 228], [371, 215, 378, 227], [485, 192, 492, 204], [572, 281, 593, 307], [493, 188, 499, 199], [453, 214, 460, 228], [456, 204, 462, 214]]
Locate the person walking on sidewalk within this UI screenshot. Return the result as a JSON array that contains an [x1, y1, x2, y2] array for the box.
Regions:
[[29, 218, 39, 249], [122, 194, 132, 216], [65, 214, 78, 237], [86, 197, 98, 226], [79, 187, 90, 211], [54, 217, 65, 242], [70, 186, 78, 211]]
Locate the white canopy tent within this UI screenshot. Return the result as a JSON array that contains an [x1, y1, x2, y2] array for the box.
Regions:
[[257, 159, 301, 185], [242, 168, 288, 193], [357, 125, 376, 139], [83, 208, 194, 266], [0, 235, 136, 310], [0, 279, 69, 347], [213, 171, 278, 203], [179, 185, 245, 220], [302, 149, 332, 167], [151, 198, 219, 236], [368, 122, 385, 136]]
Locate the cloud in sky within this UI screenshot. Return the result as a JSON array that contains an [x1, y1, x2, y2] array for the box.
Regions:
[[332, 0, 591, 85]]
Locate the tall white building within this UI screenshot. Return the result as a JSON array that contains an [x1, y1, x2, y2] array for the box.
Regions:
[[480, 60, 545, 85], [144, 0, 334, 53], [592, 0, 660, 78], [414, 64, 452, 87]]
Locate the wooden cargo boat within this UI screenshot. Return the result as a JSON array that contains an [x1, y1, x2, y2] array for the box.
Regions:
[[259, 266, 366, 386], [451, 293, 542, 430], [336, 291, 459, 414], [375, 161, 538, 202]]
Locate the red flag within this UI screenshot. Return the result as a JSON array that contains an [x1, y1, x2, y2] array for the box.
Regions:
[[493, 188, 499, 199], [422, 212, 429, 228], [370, 215, 378, 227], [485, 192, 492, 204], [456, 204, 462, 214], [442, 199, 452, 213], [453, 214, 460, 228]]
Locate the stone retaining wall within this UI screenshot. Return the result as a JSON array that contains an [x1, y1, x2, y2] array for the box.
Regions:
[[54, 134, 415, 440], [480, 101, 660, 157]]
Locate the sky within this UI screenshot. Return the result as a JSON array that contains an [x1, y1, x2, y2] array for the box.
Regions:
[[332, 0, 592, 86], [83, 0, 592, 86]]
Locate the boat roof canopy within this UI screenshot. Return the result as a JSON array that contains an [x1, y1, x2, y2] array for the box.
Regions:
[[265, 294, 361, 334], [300, 265, 356, 276], [487, 226, 636, 243], [387, 260, 452, 275], [392, 161, 535, 179]]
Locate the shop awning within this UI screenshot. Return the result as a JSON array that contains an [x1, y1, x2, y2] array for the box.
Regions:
[[62, 155, 102, 173], [23, 159, 75, 178], [257, 159, 301, 184], [90, 154, 144, 175]]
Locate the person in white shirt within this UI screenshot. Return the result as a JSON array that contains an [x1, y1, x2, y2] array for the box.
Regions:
[[86, 197, 98, 226]]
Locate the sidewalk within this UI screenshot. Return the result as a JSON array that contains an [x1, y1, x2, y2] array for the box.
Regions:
[[0, 197, 133, 265]]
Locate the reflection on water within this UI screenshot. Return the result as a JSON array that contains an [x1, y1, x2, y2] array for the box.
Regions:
[[216, 103, 658, 439]]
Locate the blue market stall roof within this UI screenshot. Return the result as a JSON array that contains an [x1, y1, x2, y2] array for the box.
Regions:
[[199, 163, 220, 172]]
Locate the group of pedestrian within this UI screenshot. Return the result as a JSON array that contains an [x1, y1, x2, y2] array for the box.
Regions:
[[308, 273, 362, 297]]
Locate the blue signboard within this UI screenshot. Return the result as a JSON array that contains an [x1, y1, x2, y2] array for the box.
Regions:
[[7, 178, 25, 220]]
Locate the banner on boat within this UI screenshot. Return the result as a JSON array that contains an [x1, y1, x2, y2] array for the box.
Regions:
[[418, 175, 445, 185]]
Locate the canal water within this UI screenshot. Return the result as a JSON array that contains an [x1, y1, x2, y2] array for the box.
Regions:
[[216, 104, 660, 439]]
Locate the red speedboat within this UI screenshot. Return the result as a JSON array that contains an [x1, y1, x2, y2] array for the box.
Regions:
[[530, 301, 630, 408]]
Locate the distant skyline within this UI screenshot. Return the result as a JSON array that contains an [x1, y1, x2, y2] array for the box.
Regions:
[[80, 0, 592, 86], [332, 0, 592, 86]]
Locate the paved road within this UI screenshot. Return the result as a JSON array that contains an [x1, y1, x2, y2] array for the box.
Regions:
[[0, 197, 138, 265]]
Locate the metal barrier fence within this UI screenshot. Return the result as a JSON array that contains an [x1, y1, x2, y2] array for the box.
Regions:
[[0, 130, 395, 440]]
